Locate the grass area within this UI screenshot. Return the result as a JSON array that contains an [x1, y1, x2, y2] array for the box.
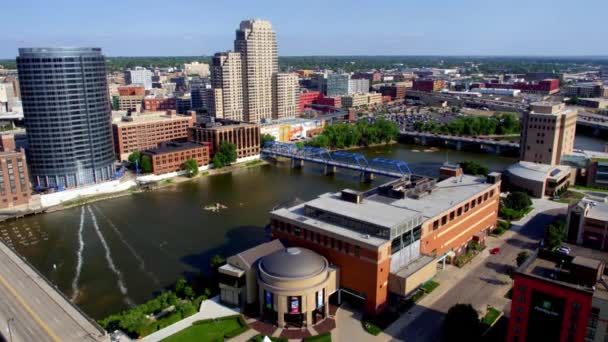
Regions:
[[481, 307, 502, 327], [249, 335, 288, 342], [303, 332, 332, 342], [552, 190, 585, 204], [362, 320, 383, 336], [161, 315, 248, 342], [202, 171, 210, 176], [163, 179, 173, 184], [245, 159, 264, 167], [421, 280, 440, 294], [572, 185, 608, 193]]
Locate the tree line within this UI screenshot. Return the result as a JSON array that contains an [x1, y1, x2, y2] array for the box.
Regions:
[[413, 113, 520, 136], [305, 118, 399, 149]]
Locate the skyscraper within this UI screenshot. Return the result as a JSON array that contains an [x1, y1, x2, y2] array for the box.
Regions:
[[234, 19, 278, 123], [17, 47, 115, 188], [209, 52, 244, 121], [273, 72, 299, 119]]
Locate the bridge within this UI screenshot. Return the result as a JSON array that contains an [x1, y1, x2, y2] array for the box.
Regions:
[[261, 142, 412, 182], [399, 131, 520, 154]]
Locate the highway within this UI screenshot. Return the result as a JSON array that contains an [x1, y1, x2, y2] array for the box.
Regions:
[[0, 242, 108, 342]]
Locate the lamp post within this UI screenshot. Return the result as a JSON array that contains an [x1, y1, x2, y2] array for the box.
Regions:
[[7, 317, 14, 342]]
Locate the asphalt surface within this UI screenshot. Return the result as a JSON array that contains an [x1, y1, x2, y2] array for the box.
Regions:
[[0, 242, 108, 342], [390, 207, 565, 342]]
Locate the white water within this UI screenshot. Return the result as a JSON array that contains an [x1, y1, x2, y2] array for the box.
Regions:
[[86, 206, 135, 306], [70, 206, 86, 302], [92, 205, 160, 284]]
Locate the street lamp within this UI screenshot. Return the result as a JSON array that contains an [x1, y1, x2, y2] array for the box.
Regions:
[[7, 317, 14, 342]]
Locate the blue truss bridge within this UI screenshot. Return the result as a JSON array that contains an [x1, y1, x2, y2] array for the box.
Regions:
[[261, 141, 412, 181]]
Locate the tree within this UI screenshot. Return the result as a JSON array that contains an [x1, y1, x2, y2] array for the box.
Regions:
[[459, 161, 489, 176], [212, 142, 237, 168], [260, 133, 275, 147], [128, 151, 141, 165], [175, 277, 187, 297], [140, 155, 152, 173], [545, 220, 567, 250], [516, 251, 530, 267], [442, 304, 481, 342], [182, 159, 199, 177], [504, 192, 532, 211]]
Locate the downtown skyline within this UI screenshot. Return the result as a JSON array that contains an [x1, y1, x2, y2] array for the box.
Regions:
[[1, 0, 608, 58]]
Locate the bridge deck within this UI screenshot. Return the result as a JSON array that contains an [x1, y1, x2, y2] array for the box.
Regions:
[[0, 241, 108, 342]]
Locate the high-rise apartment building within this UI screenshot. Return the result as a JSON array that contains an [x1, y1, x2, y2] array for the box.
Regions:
[[520, 102, 578, 165], [209, 52, 244, 121], [273, 72, 299, 119], [17, 47, 115, 187], [209, 19, 296, 123], [348, 78, 370, 94], [234, 19, 278, 123], [125, 66, 153, 90]]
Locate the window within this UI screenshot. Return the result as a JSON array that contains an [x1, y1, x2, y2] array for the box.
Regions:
[[449, 211, 455, 220], [490, 190, 495, 197], [433, 220, 439, 230], [464, 204, 469, 212], [441, 216, 447, 225], [457, 207, 462, 216]]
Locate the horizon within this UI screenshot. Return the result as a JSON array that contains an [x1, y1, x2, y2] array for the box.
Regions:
[[2, 0, 607, 58]]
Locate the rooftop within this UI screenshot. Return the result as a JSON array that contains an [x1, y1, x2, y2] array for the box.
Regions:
[[143, 142, 207, 155], [506, 161, 571, 183], [586, 200, 608, 222], [112, 110, 193, 126]]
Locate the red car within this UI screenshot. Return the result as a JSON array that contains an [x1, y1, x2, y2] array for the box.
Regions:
[[490, 247, 501, 255]]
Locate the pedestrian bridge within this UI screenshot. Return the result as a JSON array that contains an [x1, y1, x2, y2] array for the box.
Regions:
[[261, 142, 412, 181]]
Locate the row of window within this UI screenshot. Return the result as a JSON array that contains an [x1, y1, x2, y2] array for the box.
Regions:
[[273, 220, 362, 257], [432, 189, 495, 230]]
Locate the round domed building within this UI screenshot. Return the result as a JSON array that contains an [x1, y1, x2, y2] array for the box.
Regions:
[[258, 247, 338, 327]]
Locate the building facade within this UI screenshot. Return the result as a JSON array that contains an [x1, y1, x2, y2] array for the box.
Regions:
[[235, 19, 278, 122], [118, 95, 143, 112], [412, 79, 445, 92], [348, 78, 370, 94], [325, 74, 350, 97], [297, 91, 322, 113], [520, 102, 578, 165], [112, 110, 196, 161], [117, 85, 145, 96], [567, 199, 608, 251], [142, 141, 210, 175], [273, 73, 299, 119], [341, 93, 382, 109], [17, 47, 115, 187], [564, 83, 608, 98], [125, 67, 153, 90], [183, 61, 210, 78], [188, 119, 260, 159], [0, 135, 30, 208], [209, 52, 244, 121], [379, 85, 407, 100], [143, 97, 177, 111]]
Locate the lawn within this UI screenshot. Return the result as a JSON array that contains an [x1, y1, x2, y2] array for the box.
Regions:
[[572, 185, 608, 193], [481, 307, 502, 327], [161, 316, 248, 342], [303, 332, 332, 342], [552, 190, 584, 204], [421, 280, 440, 294]]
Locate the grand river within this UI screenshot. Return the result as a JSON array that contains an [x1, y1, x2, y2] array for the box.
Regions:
[[0, 136, 604, 319]]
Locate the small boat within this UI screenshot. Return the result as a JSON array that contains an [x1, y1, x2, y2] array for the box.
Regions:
[[203, 202, 228, 212]]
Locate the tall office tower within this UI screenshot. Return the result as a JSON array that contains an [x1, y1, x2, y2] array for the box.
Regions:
[[190, 77, 210, 111], [125, 66, 153, 90], [325, 73, 350, 97], [520, 102, 578, 165], [209, 52, 244, 121], [17, 48, 115, 188], [234, 19, 278, 122], [273, 72, 299, 119]]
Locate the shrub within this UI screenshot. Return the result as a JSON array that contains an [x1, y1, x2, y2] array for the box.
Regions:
[[516, 251, 530, 267], [422, 281, 440, 294], [157, 312, 182, 330]]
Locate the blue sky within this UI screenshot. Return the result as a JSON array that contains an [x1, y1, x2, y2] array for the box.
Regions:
[[1, 0, 607, 58]]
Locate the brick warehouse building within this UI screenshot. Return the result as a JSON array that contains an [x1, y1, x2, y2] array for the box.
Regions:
[[143, 96, 177, 111], [112, 110, 196, 161], [142, 141, 210, 175], [412, 79, 445, 92], [0, 135, 30, 208], [269, 168, 501, 314], [118, 85, 145, 96], [188, 118, 260, 159]]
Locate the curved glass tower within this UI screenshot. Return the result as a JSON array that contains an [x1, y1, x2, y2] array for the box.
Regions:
[[17, 48, 114, 188]]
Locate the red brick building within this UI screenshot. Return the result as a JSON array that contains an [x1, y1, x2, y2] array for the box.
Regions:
[[188, 119, 260, 159], [112, 110, 196, 160], [0, 135, 30, 209], [143, 97, 177, 111], [314, 96, 341, 108], [143, 141, 210, 175], [412, 79, 445, 92], [118, 85, 145, 96], [379, 85, 407, 100], [352, 72, 382, 83], [507, 249, 608, 342], [298, 91, 322, 113]]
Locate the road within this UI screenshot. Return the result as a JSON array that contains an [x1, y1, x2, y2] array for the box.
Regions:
[[383, 202, 567, 342], [0, 241, 108, 342]]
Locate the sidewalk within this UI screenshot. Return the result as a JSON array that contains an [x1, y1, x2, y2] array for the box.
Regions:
[[510, 198, 567, 231]]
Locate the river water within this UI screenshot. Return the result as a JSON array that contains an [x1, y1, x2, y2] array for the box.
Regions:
[[0, 137, 604, 319]]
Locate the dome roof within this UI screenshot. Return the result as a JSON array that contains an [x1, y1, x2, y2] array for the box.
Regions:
[[259, 247, 327, 279]]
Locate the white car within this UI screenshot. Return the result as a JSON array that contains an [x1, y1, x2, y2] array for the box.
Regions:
[[556, 246, 571, 255]]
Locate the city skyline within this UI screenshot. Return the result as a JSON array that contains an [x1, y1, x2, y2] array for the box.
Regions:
[[1, 0, 608, 58]]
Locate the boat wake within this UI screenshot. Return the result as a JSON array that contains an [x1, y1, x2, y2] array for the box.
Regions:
[[70, 206, 86, 302]]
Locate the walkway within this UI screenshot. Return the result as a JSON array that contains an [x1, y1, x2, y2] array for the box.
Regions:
[[0, 241, 108, 342], [141, 296, 240, 342]]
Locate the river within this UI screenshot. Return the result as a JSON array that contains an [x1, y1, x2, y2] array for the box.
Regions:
[[0, 136, 604, 319]]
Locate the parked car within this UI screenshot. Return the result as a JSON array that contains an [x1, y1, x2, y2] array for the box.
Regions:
[[556, 246, 571, 255], [490, 247, 501, 255]]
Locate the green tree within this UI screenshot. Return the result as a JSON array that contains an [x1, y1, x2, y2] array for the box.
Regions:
[[504, 192, 532, 211], [260, 133, 276, 147], [182, 159, 199, 177], [516, 251, 530, 267], [209, 254, 226, 271], [140, 155, 152, 173], [545, 220, 567, 250], [442, 304, 481, 342], [175, 277, 187, 296], [459, 161, 489, 176], [212, 142, 237, 168], [128, 151, 141, 165]]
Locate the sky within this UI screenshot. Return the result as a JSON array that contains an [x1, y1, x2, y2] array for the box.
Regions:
[[1, 0, 607, 58]]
